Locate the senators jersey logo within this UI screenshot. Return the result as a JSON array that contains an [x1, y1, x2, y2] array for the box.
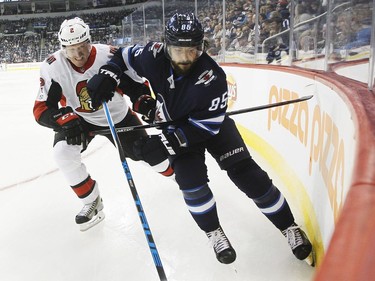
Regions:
[[75, 80, 98, 112]]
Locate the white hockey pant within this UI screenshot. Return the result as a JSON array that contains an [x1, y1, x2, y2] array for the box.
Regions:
[[53, 141, 99, 204]]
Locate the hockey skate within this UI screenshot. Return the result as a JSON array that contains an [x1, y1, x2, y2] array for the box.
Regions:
[[75, 196, 105, 231], [282, 223, 315, 266], [206, 226, 237, 264]]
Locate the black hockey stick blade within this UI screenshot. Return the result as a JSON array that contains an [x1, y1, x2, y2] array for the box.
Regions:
[[91, 95, 313, 136]]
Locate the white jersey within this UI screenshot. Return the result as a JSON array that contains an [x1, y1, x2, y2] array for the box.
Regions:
[[36, 44, 128, 126]]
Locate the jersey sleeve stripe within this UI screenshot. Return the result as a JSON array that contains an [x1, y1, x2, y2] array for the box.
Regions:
[[122, 46, 145, 84], [188, 113, 225, 135], [33, 101, 49, 121]]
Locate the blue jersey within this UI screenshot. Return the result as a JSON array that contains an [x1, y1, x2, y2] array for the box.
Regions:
[[112, 42, 228, 147]]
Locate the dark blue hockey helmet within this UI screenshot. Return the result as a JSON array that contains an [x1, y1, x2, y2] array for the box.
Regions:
[[165, 13, 204, 47]]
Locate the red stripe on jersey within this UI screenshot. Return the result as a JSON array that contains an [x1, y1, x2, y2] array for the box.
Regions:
[[60, 94, 67, 107], [71, 177, 96, 198], [33, 100, 48, 121]]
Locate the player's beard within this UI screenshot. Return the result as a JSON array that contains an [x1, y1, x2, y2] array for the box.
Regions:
[[171, 60, 195, 76]]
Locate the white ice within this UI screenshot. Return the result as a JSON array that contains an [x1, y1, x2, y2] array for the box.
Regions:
[[0, 69, 315, 281]]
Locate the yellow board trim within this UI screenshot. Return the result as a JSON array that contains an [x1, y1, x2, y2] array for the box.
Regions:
[[236, 123, 324, 266]]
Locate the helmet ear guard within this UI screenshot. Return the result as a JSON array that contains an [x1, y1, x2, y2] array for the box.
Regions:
[[58, 17, 91, 47]]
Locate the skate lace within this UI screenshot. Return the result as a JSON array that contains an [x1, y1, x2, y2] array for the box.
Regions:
[[207, 227, 230, 253], [282, 224, 303, 250], [79, 199, 98, 217]]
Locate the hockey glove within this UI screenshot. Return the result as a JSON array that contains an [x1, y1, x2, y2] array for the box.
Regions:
[[133, 94, 156, 123], [162, 126, 188, 154], [87, 64, 121, 108], [133, 135, 169, 166], [52, 107, 84, 146], [133, 127, 188, 163]]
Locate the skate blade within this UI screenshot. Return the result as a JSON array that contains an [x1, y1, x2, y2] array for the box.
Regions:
[[79, 211, 105, 232], [304, 250, 315, 267]]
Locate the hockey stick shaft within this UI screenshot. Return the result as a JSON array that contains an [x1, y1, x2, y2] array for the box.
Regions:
[[92, 95, 313, 136], [102, 102, 168, 281], [226, 94, 312, 116]]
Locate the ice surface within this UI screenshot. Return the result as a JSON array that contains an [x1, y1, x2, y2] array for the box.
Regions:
[[0, 69, 315, 281]]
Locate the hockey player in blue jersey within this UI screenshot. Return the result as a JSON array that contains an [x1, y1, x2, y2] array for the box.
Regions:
[[87, 13, 314, 266]]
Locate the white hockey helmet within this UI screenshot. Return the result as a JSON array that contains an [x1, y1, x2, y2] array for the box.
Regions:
[[58, 17, 91, 47]]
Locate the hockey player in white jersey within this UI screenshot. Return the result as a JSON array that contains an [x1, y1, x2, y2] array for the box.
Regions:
[[33, 17, 174, 231]]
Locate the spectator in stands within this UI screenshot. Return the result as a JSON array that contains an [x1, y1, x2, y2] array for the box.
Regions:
[[232, 6, 247, 28], [294, 3, 313, 26], [333, 7, 371, 55], [207, 37, 223, 56], [232, 30, 253, 53], [276, 0, 290, 30], [212, 22, 224, 40], [260, 0, 274, 19]]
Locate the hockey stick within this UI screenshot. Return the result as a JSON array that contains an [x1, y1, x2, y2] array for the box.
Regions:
[[102, 102, 168, 281], [92, 95, 313, 136]]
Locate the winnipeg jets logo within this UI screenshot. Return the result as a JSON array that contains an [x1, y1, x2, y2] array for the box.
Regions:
[[150, 42, 164, 58], [195, 70, 215, 85]]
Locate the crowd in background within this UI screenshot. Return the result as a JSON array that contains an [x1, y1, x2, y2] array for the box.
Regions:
[[0, 0, 372, 64], [0, 9, 133, 63]]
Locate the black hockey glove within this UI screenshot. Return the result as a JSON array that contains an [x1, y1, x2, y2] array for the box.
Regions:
[[52, 107, 84, 146], [133, 135, 169, 166], [133, 94, 156, 123], [87, 64, 121, 108], [133, 127, 188, 163], [161, 126, 188, 154]]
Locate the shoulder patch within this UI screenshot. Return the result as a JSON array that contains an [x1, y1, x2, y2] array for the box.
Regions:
[[40, 77, 45, 87], [150, 42, 164, 58], [46, 55, 56, 65], [195, 69, 215, 86]]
